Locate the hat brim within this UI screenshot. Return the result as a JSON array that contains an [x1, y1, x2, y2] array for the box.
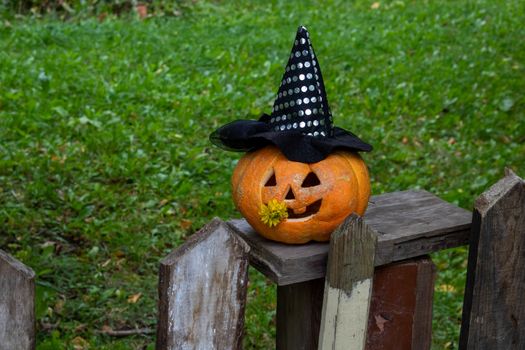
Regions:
[[210, 119, 372, 163]]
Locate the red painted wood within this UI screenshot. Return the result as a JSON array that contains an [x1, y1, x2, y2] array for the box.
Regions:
[[366, 257, 436, 350]]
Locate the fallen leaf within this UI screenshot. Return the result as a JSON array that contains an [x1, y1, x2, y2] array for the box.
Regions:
[[71, 336, 89, 350], [136, 4, 148, 19], [114, 250, 125, 258], [115, 258, 126, 268], [41, 241, 56, 248], [448, 137, 456, 145], [180, 219, 193, 230], [54, 299, 65, 314], [127, 292, 142, 304], [51, 154, 65, 163], [437, 284, 456, 292], [98, 13, 107, 22], [371, 2, 380, 9], [402, 136, 409, 144], [74, 323, 87, 333]]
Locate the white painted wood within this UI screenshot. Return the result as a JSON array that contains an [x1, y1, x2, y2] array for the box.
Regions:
[[0, 249, 36, 350], [318, 215, 377, 350], [319, 278, 373, 349], [156, 218, 250, 350]]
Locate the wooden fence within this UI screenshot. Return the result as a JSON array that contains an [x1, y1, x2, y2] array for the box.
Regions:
[[1, 170, 523, 350]]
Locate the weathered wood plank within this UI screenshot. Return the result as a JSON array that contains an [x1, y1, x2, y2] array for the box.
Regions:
[[229, 189, 471, 285], [366, 257, 436, 350], [319, 214, 377, 350], [411, 257, 436, 349], [276, 278, 324, 350], [0, 249, 36, 350], [156, 218, 250, 350], [459, 170, 525, 350]]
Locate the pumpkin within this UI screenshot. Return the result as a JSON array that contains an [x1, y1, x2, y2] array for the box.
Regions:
[[231, 145, 370, 244]]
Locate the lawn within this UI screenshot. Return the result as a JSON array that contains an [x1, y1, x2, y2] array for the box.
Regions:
[[0, 0, 524, 349]]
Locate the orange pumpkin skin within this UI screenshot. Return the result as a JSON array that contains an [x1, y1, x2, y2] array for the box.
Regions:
[[231, 146, 370, 244]]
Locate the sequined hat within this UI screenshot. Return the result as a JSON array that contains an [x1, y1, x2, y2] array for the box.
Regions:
[[210, 26, 372, 163]]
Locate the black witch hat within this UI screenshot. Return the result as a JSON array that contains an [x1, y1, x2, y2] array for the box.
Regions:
[[210, 26, 372, 163]]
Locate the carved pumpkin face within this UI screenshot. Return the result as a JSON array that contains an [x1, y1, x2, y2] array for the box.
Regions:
[[231, 146, 370, 244]]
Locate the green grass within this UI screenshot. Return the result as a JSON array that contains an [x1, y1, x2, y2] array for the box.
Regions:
[[0, 0, 524, 349]]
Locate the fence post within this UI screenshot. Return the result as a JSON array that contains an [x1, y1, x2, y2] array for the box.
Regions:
[[276, 277, 325, 349], [156, 218, 250, 350], [318, 214, 377, 350], [459, 169, 525, 349], [0, 249, 36, 350]]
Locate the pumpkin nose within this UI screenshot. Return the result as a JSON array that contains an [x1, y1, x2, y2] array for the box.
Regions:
[[285, 188, 295, 200]]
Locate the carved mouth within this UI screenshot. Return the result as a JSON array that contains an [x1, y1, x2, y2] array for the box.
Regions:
[[286, 199, 322, 222]]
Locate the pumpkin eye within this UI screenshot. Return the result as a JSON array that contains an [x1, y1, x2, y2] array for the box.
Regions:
[[264, 170, 277, 187], [301, 172, 321, 187]]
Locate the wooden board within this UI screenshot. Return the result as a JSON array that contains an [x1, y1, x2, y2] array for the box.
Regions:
[[229, 190, 471, 285], [276, 278, 324, 350], [319, 215, 377, 350], [0, 249, 36, 350], [366, 257, 436, 350], [459, 170, 525, 349], [156, 218, 250, 350]]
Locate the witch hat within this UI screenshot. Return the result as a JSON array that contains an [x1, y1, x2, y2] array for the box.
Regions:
[[210, 26, 372, 163]]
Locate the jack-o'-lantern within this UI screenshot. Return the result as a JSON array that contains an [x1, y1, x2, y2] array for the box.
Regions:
[[210, 26, 373, 244], [231, 146, 370, 243]]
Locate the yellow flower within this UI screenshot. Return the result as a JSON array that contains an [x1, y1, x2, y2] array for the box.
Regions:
[[259, 199, 288, 227]]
